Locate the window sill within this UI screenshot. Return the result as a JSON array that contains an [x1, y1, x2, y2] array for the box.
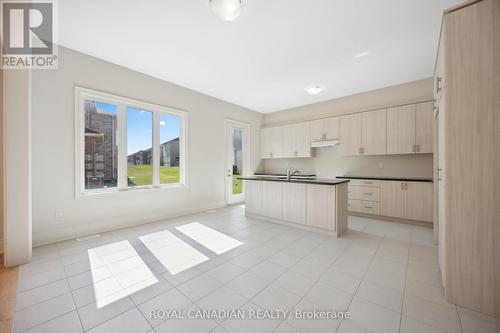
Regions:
[[77, 183, 186, 198]]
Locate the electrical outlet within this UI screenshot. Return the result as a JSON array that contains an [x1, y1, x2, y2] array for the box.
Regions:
[[55, 209, 64, 219]]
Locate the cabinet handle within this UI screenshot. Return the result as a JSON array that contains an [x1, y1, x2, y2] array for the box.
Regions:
[[401, 182, 404, 190], [365, 206, 373, 209], [436, 77, 443, 93], [364, 181, 373, 185], [322, 133, 326, 140], [269, 152, 273, 158], [294, 151, 298, 156], [412, 144, 416, 153], [363, 192, 373, 195], [404, 183, 408, 190], [417, 144, 420, 153]]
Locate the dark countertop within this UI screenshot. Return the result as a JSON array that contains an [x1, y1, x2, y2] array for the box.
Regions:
[[254, 173, 316, 177], [239, 176, 349, 186], [336, 175, 433, 183]]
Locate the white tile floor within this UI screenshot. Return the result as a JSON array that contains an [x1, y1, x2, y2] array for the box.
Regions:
[[12, 205, 500, 333]]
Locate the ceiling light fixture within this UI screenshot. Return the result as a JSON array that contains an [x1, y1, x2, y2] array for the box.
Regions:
[[305, 86, 324, 95], [354, 51, 370, 59], [209, 0, 243, 21]]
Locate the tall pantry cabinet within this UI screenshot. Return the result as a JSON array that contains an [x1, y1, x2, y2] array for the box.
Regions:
[[435, 0, 500, 318]]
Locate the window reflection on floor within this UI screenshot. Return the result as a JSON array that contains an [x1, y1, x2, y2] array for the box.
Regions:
[[139, 230, 209, 275], [176, 222, 243, 255], [87, 240, 157, 308]]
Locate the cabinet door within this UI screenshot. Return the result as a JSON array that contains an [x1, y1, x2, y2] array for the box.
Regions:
[[260, 128, 271, 159], [324, 117, 340, 140], [262, 181, 282, 219], [245, 181, 263, 215], [415, 101, 434, 154], [380, 181, 405, 218], [282, 183, 306, 224], [295, 122, 311, 157], [362, 109, 387, 155], [340, 113, 362, 156], [309, 119, 324, 141], [387, 104, 416, 154], [306, 184, 335, 230], [269, 126, 284, 158], [405, 182, 433, 222], [282, 124, 295, 158], [283, 123, 311, 158]]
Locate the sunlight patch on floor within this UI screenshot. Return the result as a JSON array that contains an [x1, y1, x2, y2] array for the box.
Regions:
[[139, 230, 209, 275], [175, 222, 243, 255], [88, 240, 157, 308]]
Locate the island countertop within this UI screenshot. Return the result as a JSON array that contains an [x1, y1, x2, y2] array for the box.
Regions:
[[336, 175, 433, 183], [239, 176, 350, 186]]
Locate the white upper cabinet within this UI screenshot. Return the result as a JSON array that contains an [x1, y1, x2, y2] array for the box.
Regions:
[[362, 109, 387, 155], [387, 104, 416, 154], [261, 102, 433, 158], [260, 127, 271, 159], [324, 117, 340, 140], [283, 122, 311, 158], [308, 116, 339, 141], [340, 113, 362, 156], [261, 126, 283, 158], [415, 101, 434, 154], [262, 123, 310, 159], [309, 119, 325, 142]]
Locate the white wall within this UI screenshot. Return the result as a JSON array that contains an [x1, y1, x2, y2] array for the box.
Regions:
[[0, 54, 3, 253], [31, 46, 263, 246], [263, 78, 434, 179], [3, 69, 32, 265]]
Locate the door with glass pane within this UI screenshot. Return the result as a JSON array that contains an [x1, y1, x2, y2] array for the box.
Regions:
[[226, 120, 249, 204]]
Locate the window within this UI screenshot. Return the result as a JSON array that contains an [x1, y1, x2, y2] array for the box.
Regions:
[[127, 108, 153, 186], [76, 87, 187, 195]]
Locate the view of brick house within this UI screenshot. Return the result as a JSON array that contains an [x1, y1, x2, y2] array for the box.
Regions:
[[84, 100, 118, 189], [127, 137, 179, 167]]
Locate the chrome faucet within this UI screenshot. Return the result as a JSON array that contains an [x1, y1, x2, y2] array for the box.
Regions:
[[286, 168, 300, 181]]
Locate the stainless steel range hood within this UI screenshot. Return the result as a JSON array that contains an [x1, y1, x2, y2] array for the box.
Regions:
[[310, 139, 340, 148]]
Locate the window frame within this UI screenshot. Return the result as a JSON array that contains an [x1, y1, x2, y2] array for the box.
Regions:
[[75, 87, 188, 198]]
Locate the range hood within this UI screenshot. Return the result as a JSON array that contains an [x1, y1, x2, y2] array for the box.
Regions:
[[310, 139, 339, 148]]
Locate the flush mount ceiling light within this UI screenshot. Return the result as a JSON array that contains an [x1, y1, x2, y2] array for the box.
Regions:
[[305, 86, 324, 95], [209, 0, 243, 21], [354, 50, 370, 59]]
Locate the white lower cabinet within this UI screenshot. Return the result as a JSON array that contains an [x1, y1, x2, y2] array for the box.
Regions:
[[348, 179, 433, 223], [243, 180, 348, 236], [306, 184, 335, 230], [245, 180, 263, 215], [405, 182, 433, 222], [262, 181, 283, 220], [380, 180, 433, 222], [282, 183, 306, 224], [380, 181, 405, 219]]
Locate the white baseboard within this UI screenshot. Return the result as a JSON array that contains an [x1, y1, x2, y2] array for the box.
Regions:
[[33, 201, 228, 247]]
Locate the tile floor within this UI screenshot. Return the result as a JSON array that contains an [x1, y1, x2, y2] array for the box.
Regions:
[[11, 205, 500, 333]]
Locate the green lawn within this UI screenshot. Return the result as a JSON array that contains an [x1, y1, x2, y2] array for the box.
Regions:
[[232, 174, 242, 194], [127, 165, 180, 186]]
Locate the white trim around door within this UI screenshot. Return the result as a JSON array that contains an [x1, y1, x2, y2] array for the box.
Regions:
[[225, 119, 251, 205]]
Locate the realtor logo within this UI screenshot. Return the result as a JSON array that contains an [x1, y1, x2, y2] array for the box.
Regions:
[[1, 1, 58, 69]]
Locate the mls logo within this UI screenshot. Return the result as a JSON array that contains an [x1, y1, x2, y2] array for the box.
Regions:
[[1, 1, 57, 69]]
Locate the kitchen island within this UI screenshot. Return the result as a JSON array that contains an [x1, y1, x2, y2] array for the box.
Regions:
[[240, 177, 350, 237]]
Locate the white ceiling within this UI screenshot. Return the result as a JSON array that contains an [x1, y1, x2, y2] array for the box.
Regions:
[[57, 0, 462, 113]]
